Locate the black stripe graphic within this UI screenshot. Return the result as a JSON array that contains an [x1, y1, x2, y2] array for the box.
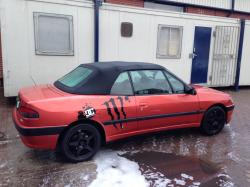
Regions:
[[117, 96, 127, 119], [14, 123, 66, 136], [103, 101, 117, 128], [103, 110, 204, 125], [109, 98, 123, 128]]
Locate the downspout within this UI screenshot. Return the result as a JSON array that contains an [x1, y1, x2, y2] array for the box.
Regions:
[[93, 0, 102, 62], [234, 19, 245, 91], [227, 0, 235, 17]]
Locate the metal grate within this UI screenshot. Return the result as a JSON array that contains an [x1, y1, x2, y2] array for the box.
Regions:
[[210, 26, 240, 86]]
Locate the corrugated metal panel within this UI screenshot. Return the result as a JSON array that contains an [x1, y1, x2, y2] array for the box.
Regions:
[[163, 0, 231, 10], [144, 2, 184, 12], [210, 26, 240, 86], [234, 0, 250, 13], [0, 31, 3, 79]]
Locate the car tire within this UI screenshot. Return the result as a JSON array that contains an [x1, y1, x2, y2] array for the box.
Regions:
[[60, 124, 101, 162], [200, 106, 226, 136]]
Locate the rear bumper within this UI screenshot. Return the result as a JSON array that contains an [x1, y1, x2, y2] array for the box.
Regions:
[[12, 108, 65, 150], [226, 105, 235, 123]]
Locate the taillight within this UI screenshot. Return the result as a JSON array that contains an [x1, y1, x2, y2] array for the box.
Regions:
[[18, 106, 39, 119]]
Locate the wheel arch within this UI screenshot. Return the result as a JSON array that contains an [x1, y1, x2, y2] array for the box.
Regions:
[[56, 119, 107, 150], [202, 103, 228, 123]]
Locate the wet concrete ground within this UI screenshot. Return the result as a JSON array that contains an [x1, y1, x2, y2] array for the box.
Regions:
[[1, 87, 250, 186]]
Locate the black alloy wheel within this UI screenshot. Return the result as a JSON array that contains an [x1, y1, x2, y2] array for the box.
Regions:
[[61, 124, 101, 162], [201, 106, 226, 136]]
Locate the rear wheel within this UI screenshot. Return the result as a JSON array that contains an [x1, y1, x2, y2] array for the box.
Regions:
[[60, 124, 101, 162], [200, 106, 226, 136]]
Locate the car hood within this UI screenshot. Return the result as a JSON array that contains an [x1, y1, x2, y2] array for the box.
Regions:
[[192, 84, 231, 98], [19, 84, 67, 103]]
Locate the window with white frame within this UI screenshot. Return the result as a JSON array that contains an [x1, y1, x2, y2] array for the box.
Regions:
[[34, 12, 74, 56], [157, 25, 183, 59]]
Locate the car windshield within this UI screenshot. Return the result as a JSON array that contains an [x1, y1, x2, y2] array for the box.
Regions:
[[57, 66, 93, 88]]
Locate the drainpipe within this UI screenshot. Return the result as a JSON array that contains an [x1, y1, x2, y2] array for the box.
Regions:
[[93, 0, 102, 62], [234, 19, 245, 91], [227, 0, 235, 17]]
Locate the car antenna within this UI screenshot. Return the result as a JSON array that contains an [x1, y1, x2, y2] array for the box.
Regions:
[[30, 76, 37, 87]]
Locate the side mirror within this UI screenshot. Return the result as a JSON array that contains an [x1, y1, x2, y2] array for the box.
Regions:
[[185, 86, 197, 95]]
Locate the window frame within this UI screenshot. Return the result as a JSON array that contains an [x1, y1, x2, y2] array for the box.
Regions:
[[109, 71, 134, 96], [33, 12, 74, 56], [128, 69, 174, 96], [108, 69, 190, 97], [156, 24, 183, 59], [163, 70, 190, 95]]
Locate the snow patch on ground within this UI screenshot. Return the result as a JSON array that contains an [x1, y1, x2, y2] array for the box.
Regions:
[[0, 139, 13, 145], [89, 150, 203, 187], [181, 173, 194, 180], [194, 138, 207, 156], [174, 178, 186, 186], [227, 152, 242, 162], [89, 150, 149, 187]]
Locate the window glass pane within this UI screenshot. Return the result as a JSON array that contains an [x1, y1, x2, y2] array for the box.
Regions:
[[130, 70, 172, 95], [58, 67, 92, 87], [164, 71, 185, 94], [169, 28, 181, 56], [110, 72, 133, 95], [158, 27, 170, 56], [34, 13, 74, 55], [157, 25, 182, 59]]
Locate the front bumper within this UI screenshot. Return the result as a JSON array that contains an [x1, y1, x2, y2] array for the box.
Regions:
[[12, 108, 65, 150], [226, 105, 235, 123]]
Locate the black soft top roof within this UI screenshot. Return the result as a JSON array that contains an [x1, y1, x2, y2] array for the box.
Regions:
[[54, 61, 166, 95]]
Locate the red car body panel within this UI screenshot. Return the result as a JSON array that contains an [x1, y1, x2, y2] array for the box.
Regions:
[[13, 83, 234, 150]]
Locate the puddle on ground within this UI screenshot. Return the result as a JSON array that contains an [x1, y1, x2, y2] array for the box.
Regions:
[[122, 151, 233, 187]]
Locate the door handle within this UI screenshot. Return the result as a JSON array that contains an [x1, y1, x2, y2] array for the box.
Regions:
[[139, 103, 148, 111], [189, 53, 197, 59], [192, 53, 197, 59]]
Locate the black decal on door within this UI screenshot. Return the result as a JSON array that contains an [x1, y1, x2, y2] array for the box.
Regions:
[[117, 96, 127, 120], [103, 101, 117, 128], [109, 98, 123, 128], [103, 97, 131, 129]]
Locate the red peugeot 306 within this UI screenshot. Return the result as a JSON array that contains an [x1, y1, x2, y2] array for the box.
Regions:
[[13, 62, 234, 162]]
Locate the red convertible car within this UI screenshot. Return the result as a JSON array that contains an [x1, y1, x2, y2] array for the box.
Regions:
[[13, 62, 234, 162]]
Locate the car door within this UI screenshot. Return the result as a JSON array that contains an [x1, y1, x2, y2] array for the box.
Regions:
[[104, 71, 138, 135], [129, 70, 200, 131]]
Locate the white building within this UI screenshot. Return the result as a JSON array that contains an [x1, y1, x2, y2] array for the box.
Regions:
[[0, 0, 250, 96]]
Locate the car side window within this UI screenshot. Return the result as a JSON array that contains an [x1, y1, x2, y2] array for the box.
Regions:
[[164, 71, 185, 94], [110, 72, 133, 95], [130, 70, 172, 95]]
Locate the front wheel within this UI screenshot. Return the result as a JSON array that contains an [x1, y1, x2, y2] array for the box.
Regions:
[[200, 106, 226, 136], [60, 124, 101, 162]]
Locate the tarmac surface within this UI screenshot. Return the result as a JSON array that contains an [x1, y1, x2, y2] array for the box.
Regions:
[[1, 87, 250, 187]]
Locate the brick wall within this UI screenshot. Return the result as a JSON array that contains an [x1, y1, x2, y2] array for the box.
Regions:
[[229, 12, 250, 20], [185, 6, 250, 20], [105, 0, 144, 7]]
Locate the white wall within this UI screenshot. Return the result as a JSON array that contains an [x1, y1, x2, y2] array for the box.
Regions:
[[99, 4, 239, 84], [239, 21, 250, 86], [0, 0, 244, 96], [0, 0, 94, 96], [144, 2, 183, 12]]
